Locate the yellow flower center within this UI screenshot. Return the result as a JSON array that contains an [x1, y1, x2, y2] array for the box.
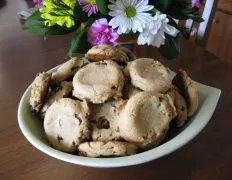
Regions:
[[87, 0, 96, 5], [125, 6, 136, 17]]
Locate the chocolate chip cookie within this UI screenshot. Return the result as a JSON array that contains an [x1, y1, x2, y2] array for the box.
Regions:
[[85, 45, 129, 63], [126, 58, 172, 93], [72, 60, 125, 104], [172, 69, 199, 117], [167, 86, 188, 127], [44, 98, 90, 152], [40, 81, 73, 118], [119, 92, 177, 148], [78, 141, 138, 157], [51, 57, 83, 86], [90, 100, 126, 141], [30, 72, 51, 113]]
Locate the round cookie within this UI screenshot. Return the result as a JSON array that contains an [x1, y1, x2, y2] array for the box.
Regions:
[[30, 72, 51, 113], [172, 69, 199, 117], [90, 100, 126, 141], [72, 60, 125, 104], [78, 141, 138, 157], [51, 57, 83, 86], [126, 58, 172, 93], [40, 81, 73, 118], [85, 45, 129, 63], [44, 98, 90, 153], [119, 92, 177, 149], [167, 86, 188, 127]]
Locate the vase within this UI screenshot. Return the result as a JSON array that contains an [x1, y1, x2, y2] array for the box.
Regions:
[[117, 34, 137, 51], [117, 35, 147, 58]]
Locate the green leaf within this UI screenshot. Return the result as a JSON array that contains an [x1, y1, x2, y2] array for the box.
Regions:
[[167, 16, 179, 29], [151, 8, 159, 16], [68, 19, 94, 57], [154, 0, 172, 12], [25, 11, 79, 37], [159, 33, 181, 60], [166, 0, 203, 21], [167, 16, 190, 36], [96, 0, 109, 15]]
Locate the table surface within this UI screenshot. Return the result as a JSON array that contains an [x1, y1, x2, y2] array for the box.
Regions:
[[1, 1, 232, 180]]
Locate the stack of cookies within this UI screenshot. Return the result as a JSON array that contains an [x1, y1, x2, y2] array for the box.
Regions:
[[29, 45, 199, 157]]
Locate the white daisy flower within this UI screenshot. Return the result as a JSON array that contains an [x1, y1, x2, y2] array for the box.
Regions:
[[138, 11, 179, 48], [108, 0, 154, 34]]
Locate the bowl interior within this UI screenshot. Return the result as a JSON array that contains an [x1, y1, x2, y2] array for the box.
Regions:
[[18, 74, 221, 168]]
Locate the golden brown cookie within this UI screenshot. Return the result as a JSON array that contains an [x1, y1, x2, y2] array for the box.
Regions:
[[167, 86, 188, 127], [72, 60, 125, 104], [119, 92, 177, 149], [30, 72, 51, 113], [126, 58, 172, 93], [90, 100, 126, 141], [172, 69, 199, 117], [85, 45, 129, 63], [78, 141, 138, 157], [51, 57, 83, 86], [40, 81, 73, 118], [44, 98, 90, 153]]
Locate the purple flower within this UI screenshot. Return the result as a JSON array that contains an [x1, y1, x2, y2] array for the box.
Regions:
[[192, 0, 201, 8], [88, 18, 119, 46], [79, 0, 98, 17], [33, 0, 43, 6]]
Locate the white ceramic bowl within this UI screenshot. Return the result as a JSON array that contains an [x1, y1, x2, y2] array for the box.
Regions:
[[17, 68, 221, 168]]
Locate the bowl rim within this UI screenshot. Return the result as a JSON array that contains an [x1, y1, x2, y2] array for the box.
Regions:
[[17, 68, 221, 168]]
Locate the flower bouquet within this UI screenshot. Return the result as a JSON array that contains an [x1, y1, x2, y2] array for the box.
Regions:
[[21, 0, 204, 59]]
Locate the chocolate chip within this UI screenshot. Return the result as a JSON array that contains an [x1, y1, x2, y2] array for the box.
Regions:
[[111, 85, 117, 89], [96, 62, 107, 66], [91, 119, 97, 124], [72, 141, 76, 146], [162, 128, 168, 133], [159, 97, 164, 102], [97, 117, 110, 129], [168, 113, 173, 117], [79, 151, 88, 157], [118, 137, 126, 142], [75, 114, 82, 125], [78, 118, 82, 125], [180, 106, 185, 111], [71, 66, 78, 72], [110, 102, 116, 108], [85, 113, 88, 119], [57, 135, 63, 142]]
